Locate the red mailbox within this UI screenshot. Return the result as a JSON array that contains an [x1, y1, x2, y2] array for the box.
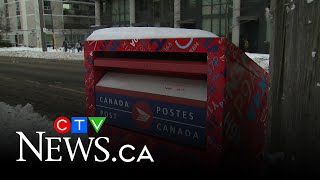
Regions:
[[84, 27, 268, 167]]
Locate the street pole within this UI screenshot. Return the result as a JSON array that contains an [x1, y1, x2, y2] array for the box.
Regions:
[[225, 2, 229, 39], [269, 0, 320, 169], [38, 0, 47, 51], [129, 0, 135, 26], [50, 8, 56, 49], [95, 0, 101, 26], [174, 0, 180, 28], [232, 0, 240, 47]]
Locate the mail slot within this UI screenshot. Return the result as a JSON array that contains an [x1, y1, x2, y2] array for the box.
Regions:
[[95, 72, 207, 148], [84, 27, 269, 167]]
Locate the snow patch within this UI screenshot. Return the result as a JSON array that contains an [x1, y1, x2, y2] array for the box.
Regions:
[[246, 53, 269, 60], [0, 47, 84, 60], [0, 102, 54, 152], [0, 102, 87, 159], [246, 52, 270, 72], [0, 42, 269, 72], [87, 27, 218, 41]]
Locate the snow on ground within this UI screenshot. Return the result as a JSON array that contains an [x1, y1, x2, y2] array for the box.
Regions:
[[0, 102, 50, 134], [0, 47, 84, 61], [246, 52, 269, 61], [0, 102, 53, 147], [0, 47, 269, 71], [0, 102, 52, 157], [246, 52, 270, 72]]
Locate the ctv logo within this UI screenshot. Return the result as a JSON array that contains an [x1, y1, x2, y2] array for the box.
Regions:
[[54, 116, 106, 134]]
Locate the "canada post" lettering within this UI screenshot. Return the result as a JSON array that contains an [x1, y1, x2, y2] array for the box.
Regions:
[[95, 92, 206, 147], [99, 97, 129, 108], [156, 123, 199, 140], [156, 107, 194, 120]]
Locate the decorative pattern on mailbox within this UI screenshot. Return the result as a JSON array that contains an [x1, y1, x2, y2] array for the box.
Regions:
[[84, 27, 269, 166]]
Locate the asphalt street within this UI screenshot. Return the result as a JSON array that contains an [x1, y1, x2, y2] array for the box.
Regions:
[[0, 56, 86, 120]]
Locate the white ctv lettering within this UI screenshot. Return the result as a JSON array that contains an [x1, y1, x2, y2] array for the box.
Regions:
[[99, 97, 129, 108]]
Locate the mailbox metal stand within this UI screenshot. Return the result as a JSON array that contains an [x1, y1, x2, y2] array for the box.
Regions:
[[84, 27, 269, 167]]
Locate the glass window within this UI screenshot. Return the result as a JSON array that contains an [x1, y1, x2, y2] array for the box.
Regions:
[[44, 15, 52, 29], [119, 0, 124, 13], [63, 3, 94, 16], [202, 18, 211, 32], [188, 0, 197, 8], [111, 0, 129, 26], [211, 1, 220, 15], [212, 0, 220, 4], [202, 6, 211, 15], [153, 1, 160, 19], [64, 16, 93, 29], [220, 0, 227, 14], [125, 0, 129, 12], [201, 0, 231, 36], [44, 1, 51, 7], [112, 14, 119, 23], [16, 1, 19, 10], [63, 4, 71, 10], [16, 1, 20, 15], [220, 18, 226, 36], [112, 0, 118, 14], [44, 1, 51, 14], [202, 0, 211, 6], [73, 4, 79, 10], [212, 18, 219, 34], [17, 16, 21, 29], [120, 14, 124, 21]]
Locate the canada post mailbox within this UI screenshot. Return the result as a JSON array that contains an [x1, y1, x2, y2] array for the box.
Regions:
[[84, 27, 269, 166]]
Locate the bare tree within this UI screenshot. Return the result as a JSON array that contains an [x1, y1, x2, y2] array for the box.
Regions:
[[0, 6, 10, 40]]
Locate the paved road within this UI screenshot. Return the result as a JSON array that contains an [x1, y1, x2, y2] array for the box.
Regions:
[[0, 56, 86, 120]]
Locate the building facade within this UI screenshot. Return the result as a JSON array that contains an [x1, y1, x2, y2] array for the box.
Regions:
[[95, 0, 270, 53], [0, 0, 270, 53], [0, 0, 95, 48]]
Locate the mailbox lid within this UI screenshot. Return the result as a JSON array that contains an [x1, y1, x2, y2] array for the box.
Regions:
[[87, 27, 218, 41], [96, 72, 207, 101], [95, 73, 207, 148]]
